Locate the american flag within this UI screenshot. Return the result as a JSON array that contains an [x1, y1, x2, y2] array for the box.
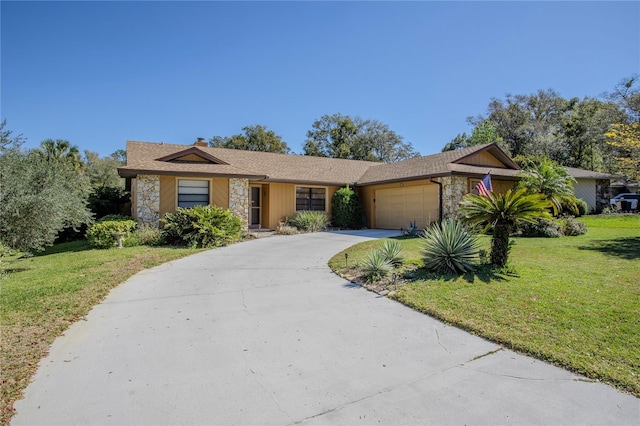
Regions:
[[476, 173, 493, 197]]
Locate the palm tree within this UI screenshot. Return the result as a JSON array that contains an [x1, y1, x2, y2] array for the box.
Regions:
[[516, 157, 578, 216], [37, 139, 83, 170], [458, 188, 551, 266]]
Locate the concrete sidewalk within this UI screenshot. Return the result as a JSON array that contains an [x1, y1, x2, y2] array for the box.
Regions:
[[12, 231, 639, 425]]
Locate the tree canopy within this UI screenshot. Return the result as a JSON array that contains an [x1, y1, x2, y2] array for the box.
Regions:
[[303, 113, 418, 163], [444, 76, 639, 182], [84, 150, 126, 189], [0, 123, 93, 253], [209, 125, 290, 154]]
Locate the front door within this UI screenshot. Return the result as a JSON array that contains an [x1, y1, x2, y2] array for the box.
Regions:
[[250, 186, 261, 227]]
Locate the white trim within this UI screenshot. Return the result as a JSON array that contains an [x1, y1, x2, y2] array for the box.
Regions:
[[176, 177, 212, 209]]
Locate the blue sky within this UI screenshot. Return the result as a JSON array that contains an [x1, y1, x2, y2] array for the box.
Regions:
[[2, 1, 639, 158]]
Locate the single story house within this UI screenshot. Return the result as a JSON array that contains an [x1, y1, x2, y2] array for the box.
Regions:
[[565, 167, 616, 212], [117, 140, 610, 230]]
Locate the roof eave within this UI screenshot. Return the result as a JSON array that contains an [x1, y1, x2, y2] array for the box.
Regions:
[[117, 167, 267, 180]]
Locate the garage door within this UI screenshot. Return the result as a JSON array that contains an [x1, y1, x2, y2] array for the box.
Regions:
[[375, 185, 439, 230]]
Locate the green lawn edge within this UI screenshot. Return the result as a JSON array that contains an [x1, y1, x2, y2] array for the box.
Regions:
[[329, 215, 640, 397], [0, 242, 205, 425]]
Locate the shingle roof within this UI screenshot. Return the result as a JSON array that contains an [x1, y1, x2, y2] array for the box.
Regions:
[[118, 141, 379, 185], [118, 141, 527, 185], [565, 167, 617, 180], [356, 143, 520, 184]]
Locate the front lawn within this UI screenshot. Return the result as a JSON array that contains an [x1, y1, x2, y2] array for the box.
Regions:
[[0, 242, 203, 425], [329, 215, 640, 396]]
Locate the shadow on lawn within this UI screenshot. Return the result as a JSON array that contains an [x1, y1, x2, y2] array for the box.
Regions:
[[36, 240, 93, 256], [402, 264, 516, 284], [578, 237, 640, 260]]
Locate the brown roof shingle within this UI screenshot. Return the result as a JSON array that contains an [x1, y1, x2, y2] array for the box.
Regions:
[[119, 141, 525, 185], [119, 141, 379, 185]]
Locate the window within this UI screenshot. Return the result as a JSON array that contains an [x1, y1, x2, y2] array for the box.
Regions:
[[296, 187, 326, 211], [178, 179, 209, 208]]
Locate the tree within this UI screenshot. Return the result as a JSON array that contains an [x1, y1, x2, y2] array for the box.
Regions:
[[605, 122, 640, 182], [607, 74, 640, 122], [83, 150, 125, 189], [458, 189, 551, 266], [516, 157, 579, 216], [0, 119, 24, 152], [442, 120, 503, 151], [209, 125, 290, 153], [0, 148, 93, 254], [304, 113, 418, 162], [559, 98, 625, 170], [37, 139, 83, 170], [468, 90, 570, 158]]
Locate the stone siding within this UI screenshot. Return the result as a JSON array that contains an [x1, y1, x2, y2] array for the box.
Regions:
[[229, 178, 249, 230], [440, 176, 469, 218], [136, 175, 160, 227]]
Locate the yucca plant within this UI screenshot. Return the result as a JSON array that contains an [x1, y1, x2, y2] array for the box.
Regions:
[[291, 211, 330, 232], [421, 219, 479, 275], [361, 250, 394, 283], [379, 239, 404, 266], [458, 188, 552, 266]]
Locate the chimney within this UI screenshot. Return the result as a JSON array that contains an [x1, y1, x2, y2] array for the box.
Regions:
[[194, 137, 207, 147]]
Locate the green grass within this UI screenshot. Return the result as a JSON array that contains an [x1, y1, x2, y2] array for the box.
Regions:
[[329, 215, 640, 396], [0, 241, 203, 425]]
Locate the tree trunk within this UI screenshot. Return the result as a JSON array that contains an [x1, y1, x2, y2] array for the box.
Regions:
[[490, 224, 511, 266]]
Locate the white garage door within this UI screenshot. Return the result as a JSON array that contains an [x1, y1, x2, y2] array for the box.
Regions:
[[375, 185, 439, 230]]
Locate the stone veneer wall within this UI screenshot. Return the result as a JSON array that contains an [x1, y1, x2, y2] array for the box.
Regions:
[[439, 176, 469, 218], [229, 178, 249, 230], [136, 175, 160, 227]]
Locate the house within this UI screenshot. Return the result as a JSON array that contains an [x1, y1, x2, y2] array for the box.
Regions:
[[566, 167, 617, 212], [117, 139, 607, 230]]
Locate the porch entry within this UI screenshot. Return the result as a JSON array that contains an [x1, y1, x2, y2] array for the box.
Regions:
[[250, 186, 261, 227]]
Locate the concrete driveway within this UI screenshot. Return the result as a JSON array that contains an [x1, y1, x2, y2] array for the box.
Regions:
[[13, 231, 639, 425]]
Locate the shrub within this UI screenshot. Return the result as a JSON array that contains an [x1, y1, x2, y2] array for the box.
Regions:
[[518, 218, 563, 238], [135, 224, 163, 246], [575, 198, 589, 217], [161, 205, 243, 248], [361, 250, 394, 283], [561, 216, 588, 236], [421, 219, 479, 275], [291, 211, 329, 233], [379, 239, 404, 266], [402, 220, 421, 237], [276, 225, 299, 235], [331, 186, 363, 229], [88, 186, 130, 220], [86, 217, 137, 249]]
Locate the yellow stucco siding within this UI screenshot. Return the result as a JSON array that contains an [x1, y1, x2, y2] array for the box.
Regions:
[[159, 176, 176, 218], [174, 153, 211, 162], [463, 151, 506, 167], [212, 178, 230, 209], [468, 178, 516, 194]]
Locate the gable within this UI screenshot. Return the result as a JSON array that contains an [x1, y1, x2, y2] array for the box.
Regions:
[[155, 147, 228, 165], [170, 153, 213, 163], [458, 151, 508, 168]]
